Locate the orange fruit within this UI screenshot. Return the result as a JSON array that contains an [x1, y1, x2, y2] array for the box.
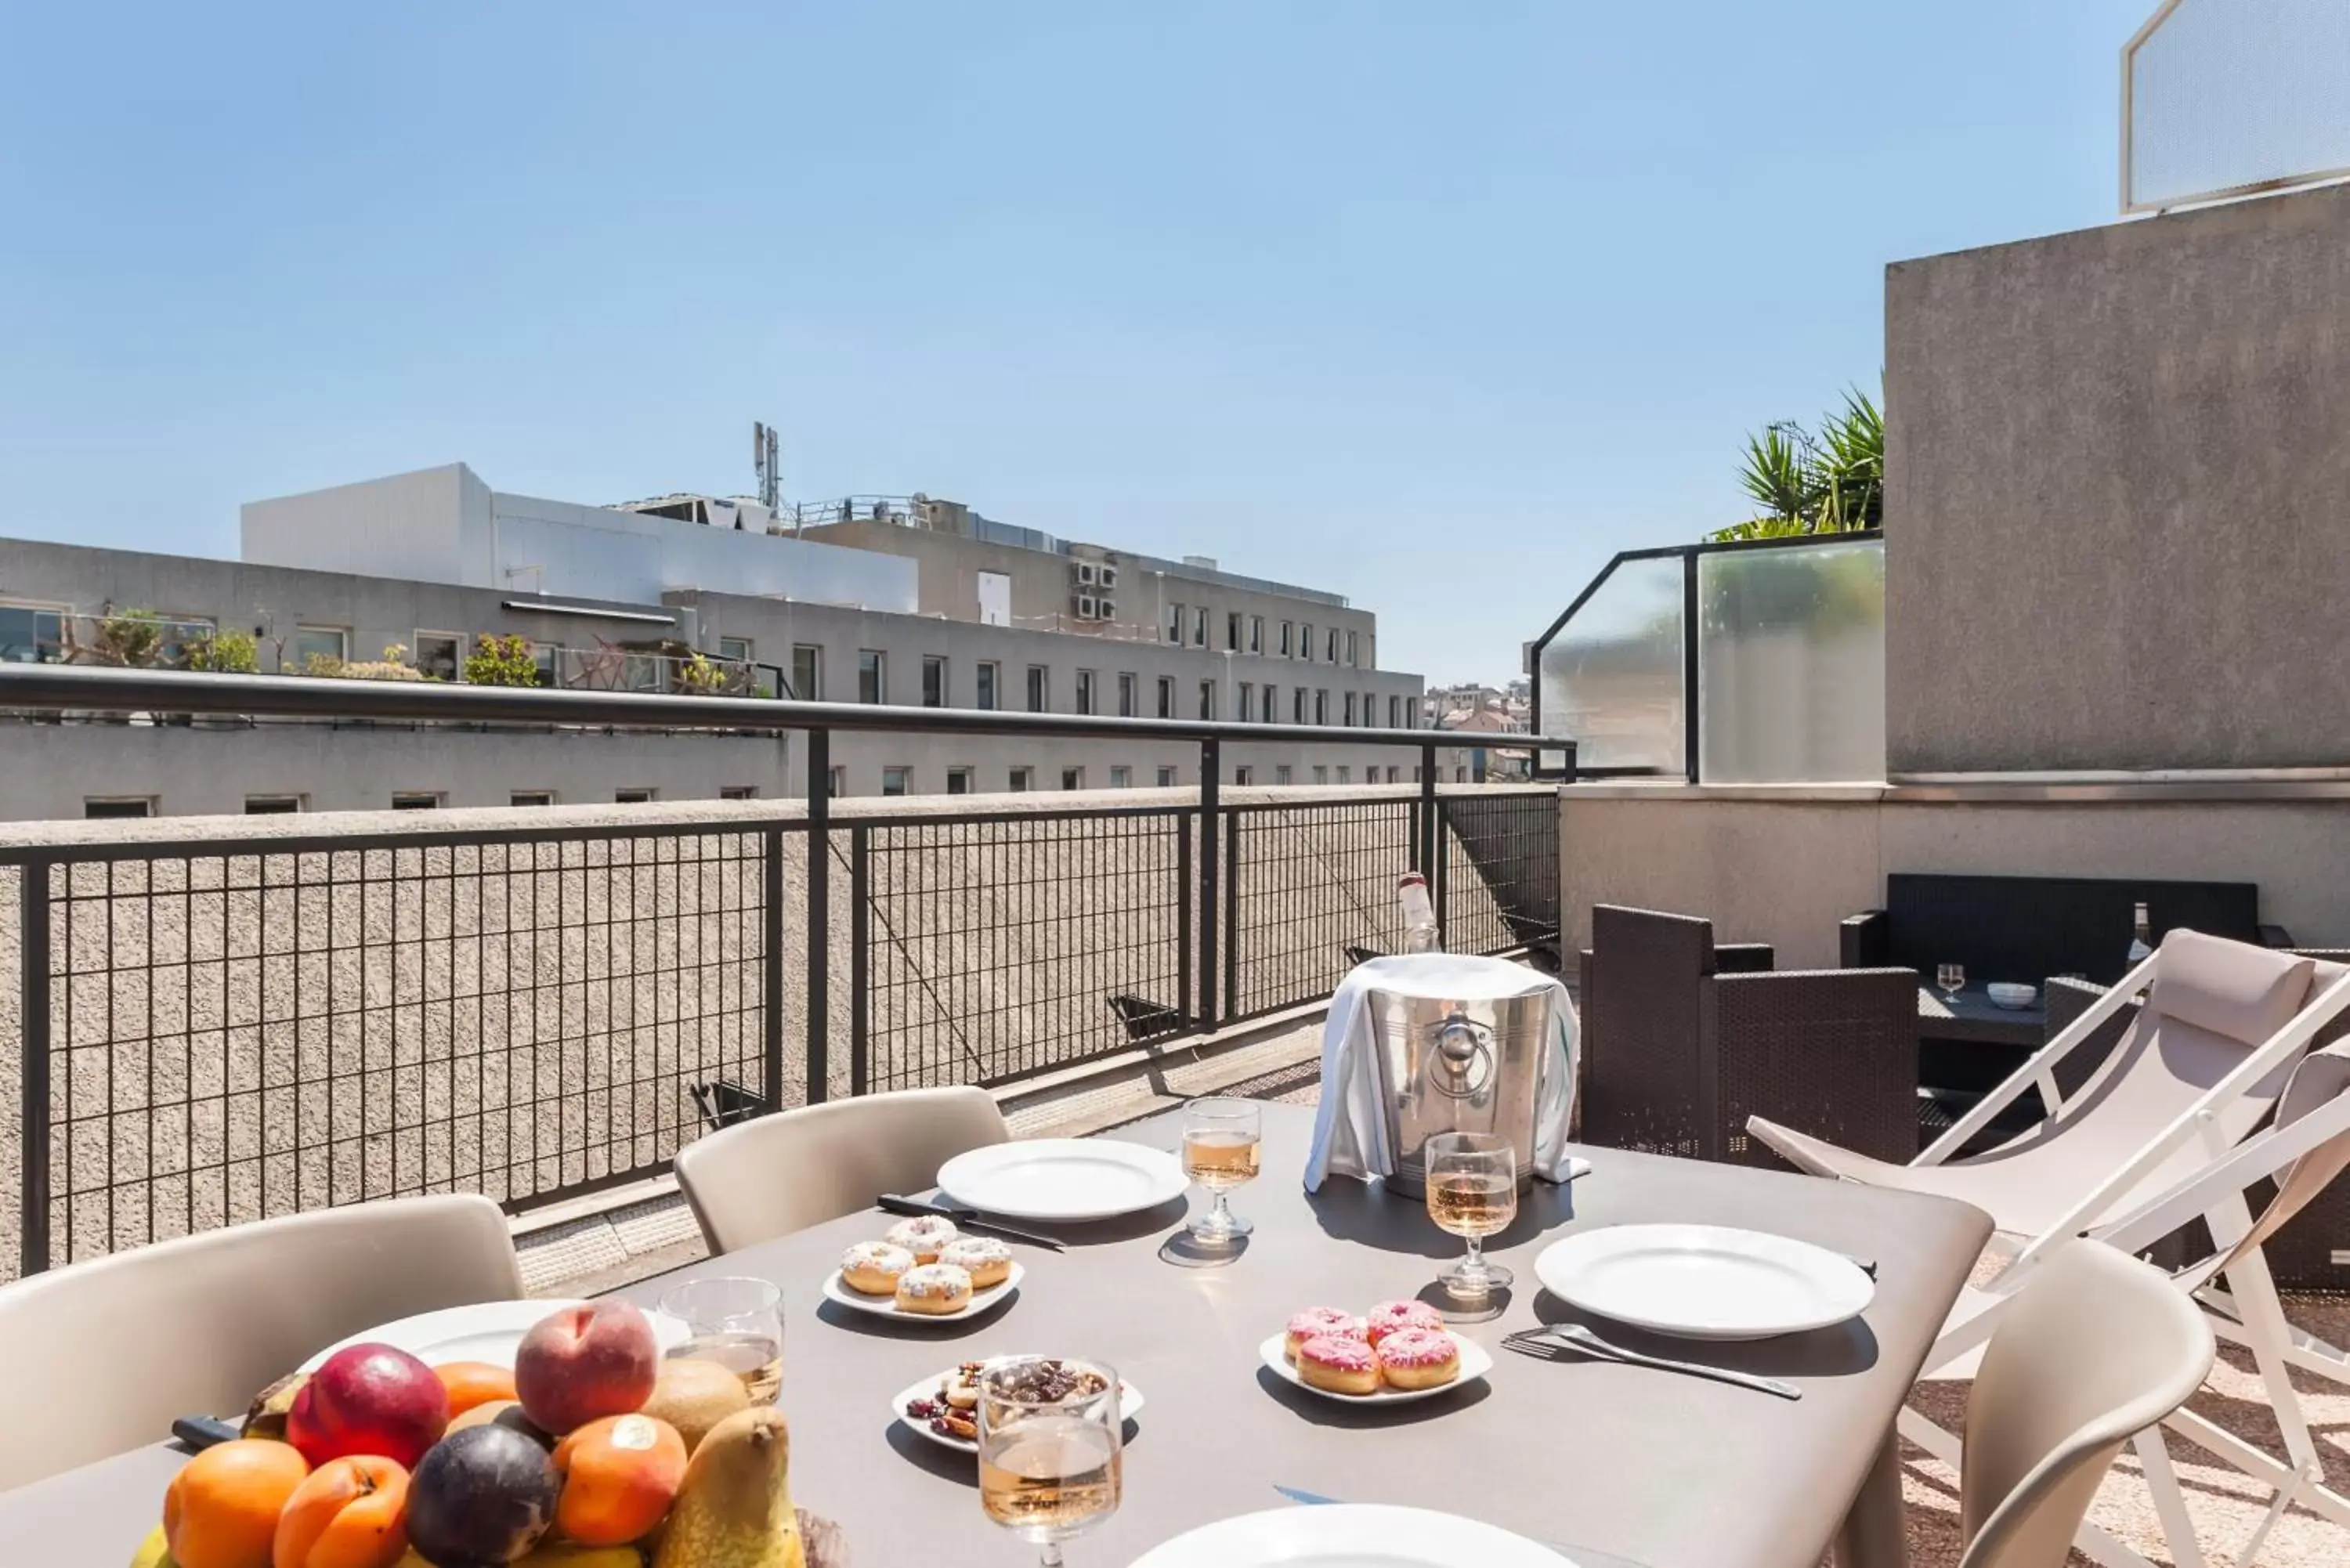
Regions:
[[550, 1413, 687, 1545], [164, 1439, 311, 1568], [432, 1361, 518, 1418], [273, 1455, 409, 1568]]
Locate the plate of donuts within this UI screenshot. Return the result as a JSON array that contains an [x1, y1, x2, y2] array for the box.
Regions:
[[1257, 1300, 1491, 1404], [822, 1219, 1025, 1322]]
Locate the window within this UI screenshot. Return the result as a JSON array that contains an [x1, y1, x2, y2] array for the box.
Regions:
[[946, 768, 973, 795], [1009, 767, 1033, 792], [1109, 765, 1131, 788], [1237, 682, 1253, 722], [1312, 765, 1329, 785], [1117, 672, 1137, 717], [1388, 765, 1401, 783], [1315, 689, 1329, 725], [976, 662, 1000, 710], [978, 569, 1011, 626], [1343, 692, 1358, 727], [1156, 765, 1177, 787], [1235, 766, 1253, 786], [858, 649, 885, 704], [511, 789, 555, 807], [921, 656, 946, 708], [1192, 606, 1208, 647], [1075, 669, 1096, 715], [1456, 766, 1469, 782], [826, 765, 845, 797], [244, 795, 303, 814], [1292, 687, 1307, 723], [1249, 616, 1264, 654], [1166, 603, 1183, 643], [0, 602, 67, 663], [1198, 680, 1216, 720], [1365, 758, 1379, 780], [413, 632, 461, 681], [1300, 624, 1314, 662], [1347, 630, 1359, 667], [1328, 627, 1340, 663], [1337, 765, 1352, 784], [718, 635, 753, 663], [1227, 611, 1242, 651], [719, 785, 758, 800], [1025, 664, 1048, 712], [292, 625, 347, 671], [1061, 767, 1084, 790], [1260, 684, 1275, 723], [1279, 621, 1293, 656], [391, 792, 442, 810], [614, 788, 656, 804], [881, 767, 910, 797], [1388, 695, 1402, 728], [1156, 677, 1174, 719], [1414, 766, 1424, 782], [790, 644, 822, 701], [1276, 765, 1292, 784], [85, 797, 154, 818]]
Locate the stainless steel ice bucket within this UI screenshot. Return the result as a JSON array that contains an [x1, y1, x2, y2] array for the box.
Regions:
[[1366, 964, 1554, 1198]]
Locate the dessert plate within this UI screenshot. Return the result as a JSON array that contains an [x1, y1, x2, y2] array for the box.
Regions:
[[1130, 1503, 1569, 1566], [1255, 1330, 1491, 1405], [890, 1357, 1144, 1454], [821, 1263, 1024, 1322], [935, 1138, 1186, 1222], [1535, 1223, 1873, 1340]]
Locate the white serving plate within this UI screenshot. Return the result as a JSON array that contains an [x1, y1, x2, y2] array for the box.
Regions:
[[1535, 1223, 1875, 1341], [298, 1299, 689, 1373], [935, 1138, 1187, 1223], [821, 1262, 1025, 1323], [1254, 1330, 1491, 1406], [889, 1357, 1144, 1455], [1129, 1503, 1571, 1566]]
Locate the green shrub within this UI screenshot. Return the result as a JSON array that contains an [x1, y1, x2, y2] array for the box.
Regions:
[[184, 630, 260, 674], [463, 634, 543, 688], [94, 609, 165, 667]]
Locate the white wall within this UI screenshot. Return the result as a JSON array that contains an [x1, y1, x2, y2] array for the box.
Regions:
[[240, 464, 494, 588]]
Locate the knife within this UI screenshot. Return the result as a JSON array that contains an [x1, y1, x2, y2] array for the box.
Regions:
[[877, 1194, 1066, 1252]]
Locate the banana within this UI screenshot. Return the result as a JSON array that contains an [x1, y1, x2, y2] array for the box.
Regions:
[[241, 1371, 308, 1441]]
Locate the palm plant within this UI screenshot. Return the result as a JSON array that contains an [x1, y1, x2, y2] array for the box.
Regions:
[[1713, 388, 1883, 540]]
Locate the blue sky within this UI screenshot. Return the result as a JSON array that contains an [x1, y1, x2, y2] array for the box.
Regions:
[[1, 2, 2149, 684]]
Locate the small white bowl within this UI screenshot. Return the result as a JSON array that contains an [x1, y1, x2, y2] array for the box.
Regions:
[[1986, 982, 2038, 1010]]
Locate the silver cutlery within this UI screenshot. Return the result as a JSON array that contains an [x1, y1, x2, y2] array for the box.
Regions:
[[875, 1194, 1066, 1252], [1502, 1323, 1802, 1400]]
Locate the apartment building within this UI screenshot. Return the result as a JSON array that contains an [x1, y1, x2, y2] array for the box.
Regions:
[[0, 464, 1462, 819]]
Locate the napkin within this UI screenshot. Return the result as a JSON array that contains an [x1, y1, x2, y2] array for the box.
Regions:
[[1303, 953, 1582, 1191]]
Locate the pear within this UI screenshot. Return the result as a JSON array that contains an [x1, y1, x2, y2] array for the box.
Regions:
[[654, 1407, 805, 1568]]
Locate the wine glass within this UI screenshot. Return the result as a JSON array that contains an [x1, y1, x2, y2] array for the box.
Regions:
[[1936, 962, 1966, 1003], [658, 1277, 783, 1405], [1425, 1131, 1517, 1300], [977, 1356, 1125, 1567], [1181, 1097, 1260, 1244]]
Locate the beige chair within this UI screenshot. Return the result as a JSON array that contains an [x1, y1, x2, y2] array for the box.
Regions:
[[672, 1086, 1010, 1254], [0, 1194, 520, 1490], [1954, 1241, 2214, 1568]]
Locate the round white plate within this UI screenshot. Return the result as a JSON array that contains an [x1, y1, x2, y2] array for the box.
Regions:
[[889, 1358, 1144, 1455], [935, 1139, 1187, 1223], [1130, 1504, 1571, 1566], [821, 1262, 1025, 1323], [1535, 1223, 1875, 1341], [1254, 1330, 1492, 1405], [298, 1299, 690, 1373]]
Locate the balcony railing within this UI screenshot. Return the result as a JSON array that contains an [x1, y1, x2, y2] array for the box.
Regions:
[[0, 666, 1571, 1279]]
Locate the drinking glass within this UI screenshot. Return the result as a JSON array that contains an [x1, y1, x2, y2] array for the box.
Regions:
[[977, 1356, 1125, 1567], [658, 1277, 783, 1404], [1181, 1097, 1260, 1243], [1937, 962, 1966, 1003], [1425, 1131, 1517, 1300]]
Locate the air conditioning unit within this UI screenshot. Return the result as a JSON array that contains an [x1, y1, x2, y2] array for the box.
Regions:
[[1097, 565, 1119, 591], [1074, 562, 1101, 587], [1074, 594, 1100, 620], [1096, 596, 1115, 620]]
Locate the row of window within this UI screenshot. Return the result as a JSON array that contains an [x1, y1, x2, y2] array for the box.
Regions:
[[815, 643, 1408, 728], [81, 785, 767, 817], [1160, 606, 1365, 668]]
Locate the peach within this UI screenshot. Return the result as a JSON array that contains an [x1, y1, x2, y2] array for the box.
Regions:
[[512, 1302, 657, 1434], [551, 1413, 687, 1545], [164, 1439, 311, 1568], [288, 1344, 450, 1470], [273, 1454, 410, 1568]]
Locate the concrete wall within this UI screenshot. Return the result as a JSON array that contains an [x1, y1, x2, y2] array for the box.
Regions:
[[1560, 784, 2350, 969], [240, 464, 494, 591], [1885, 182, 2350, 774]]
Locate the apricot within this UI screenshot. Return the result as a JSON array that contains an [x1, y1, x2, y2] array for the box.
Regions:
[[164, 1439, 310, 1568], [273, 1455, 410, 1568], [433, 1362, 519, 1419], [550, 1413, 686, 1545]]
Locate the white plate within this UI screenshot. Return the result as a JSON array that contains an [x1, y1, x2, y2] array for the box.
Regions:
[[1255, 1330, 1492, 1405], [1130, 1503, 1571, 1566], [821, 1262, 1025, 1322], [935, 1138, 1188, 1223], [889, 1358, 1145, 1455], [298, 1299, 690, 1373], [1535, 1223, 1875, 1341]]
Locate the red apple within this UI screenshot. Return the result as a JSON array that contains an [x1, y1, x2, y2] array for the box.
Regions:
[[287, 1343, 450, 1469], [512, 1301, 658, 1434]]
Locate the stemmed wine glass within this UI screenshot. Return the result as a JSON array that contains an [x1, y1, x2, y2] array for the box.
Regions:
[[1937, 962, 1966, 1004], [1180, 1097, 1261, 1244], [1426, 1131, 1517, 1300], [977, 1356, 1125, 1567]]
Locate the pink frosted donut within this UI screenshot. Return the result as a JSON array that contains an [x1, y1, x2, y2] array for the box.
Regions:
[[1364, 1299, 1447, 1345], [1296, 1332, 1380, 1395], [1284, 1307, 1365, 1364], [1376, 1328, 1461, 1391]]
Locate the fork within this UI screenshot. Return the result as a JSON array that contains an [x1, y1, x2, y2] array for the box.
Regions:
[[1503, 1322, 1802, 1400]]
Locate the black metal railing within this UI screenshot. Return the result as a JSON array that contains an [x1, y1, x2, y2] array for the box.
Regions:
[[0, 666, 1570, 1277]]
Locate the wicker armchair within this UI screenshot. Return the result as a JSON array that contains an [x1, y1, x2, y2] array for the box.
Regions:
[[1578, 904, 1918, 1170]]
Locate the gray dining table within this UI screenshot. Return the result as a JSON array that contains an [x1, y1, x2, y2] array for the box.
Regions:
[[0, 1102, 1989, 1568]]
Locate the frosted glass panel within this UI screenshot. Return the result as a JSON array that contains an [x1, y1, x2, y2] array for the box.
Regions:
[[1697, 539, 1885, 783], [1537, 556, 1684, 775]]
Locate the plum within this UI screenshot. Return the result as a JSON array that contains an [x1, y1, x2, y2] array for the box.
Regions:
[[404, 1424, 559, 1567], [287, 1343, 450, 1469]]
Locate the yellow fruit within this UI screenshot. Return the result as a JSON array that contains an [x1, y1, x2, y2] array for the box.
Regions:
[[130, 1524, 176, 1568], [653, 1407, 803, 1568], [638, 1360, 750, 1454]]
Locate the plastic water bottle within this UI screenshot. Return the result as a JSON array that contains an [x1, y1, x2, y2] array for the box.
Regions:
[[2128, 901, 2154, 966], [1399, 872, 1441, 954]]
